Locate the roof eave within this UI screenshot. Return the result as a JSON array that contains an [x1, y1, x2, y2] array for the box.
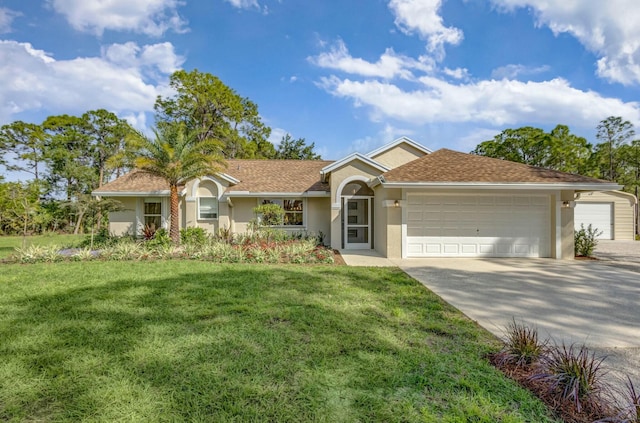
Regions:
[[92, 190, 171, 197], [224, 191, 330, 197], [381, 182, 622, 191]]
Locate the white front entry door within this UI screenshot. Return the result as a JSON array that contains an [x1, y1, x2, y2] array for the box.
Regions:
[[344, 197, 371, 249]]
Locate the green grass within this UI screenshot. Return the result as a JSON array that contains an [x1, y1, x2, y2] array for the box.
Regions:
[[0, 262, 558, 422], [0, 234, 83, 259]]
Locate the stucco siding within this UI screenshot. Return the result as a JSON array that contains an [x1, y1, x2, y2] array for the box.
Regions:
[[370, 144, 426, 169], [306, 197, 331, 245], [576, 191, 636, 240], [108, 197, 137, 236], [230, 197, 257, 233]]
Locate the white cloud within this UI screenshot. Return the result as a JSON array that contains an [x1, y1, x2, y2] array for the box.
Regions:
[[225, 0, 261, 10], [490, 0, 640, 85], [268, 127, 288, 146], [0, 7, 21, 34], [491, 64, 550, 79], [308, 39, 434, 79], [319, 75, 640, 128], [339, 124, 415, 158], [388, 0, 463, 58], [443, 67, 469, 80], [48, 0, 187, 36], [0, 40, 183, 126]]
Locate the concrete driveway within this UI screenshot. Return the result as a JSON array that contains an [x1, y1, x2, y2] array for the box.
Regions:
[[394, 258, 640, 388]]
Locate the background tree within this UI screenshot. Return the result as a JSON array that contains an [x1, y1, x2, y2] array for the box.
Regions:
[[0, 121, 47, 180], [42, 114, 95, 202], [154, 69, 274, 159], [472, 127, 552, 167], [595, 116, 635, 181], [547, 125, 593, 175], [133, 123, 225, 243], [275, 134, 322, 160], [82, 109, 136, 188], [473, 125, 595, 174]]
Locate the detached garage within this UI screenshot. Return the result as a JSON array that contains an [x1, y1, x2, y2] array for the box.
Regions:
[[574, 191, 637, 240]]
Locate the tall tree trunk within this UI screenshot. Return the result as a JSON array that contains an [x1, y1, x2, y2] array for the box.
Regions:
[[170, 184, 180, 244]]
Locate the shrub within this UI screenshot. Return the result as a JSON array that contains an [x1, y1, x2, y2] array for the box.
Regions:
[[141, 224, 157, 240], [145, 228, 171, 249], [497, 319, 548, 368], [181, 227, 207, 245], [15, 244, 62, 263], [79, 228, 121, 249], [252, 203, 284, 227], [532, 343, 608, 414], [575, 224, 602, 257]]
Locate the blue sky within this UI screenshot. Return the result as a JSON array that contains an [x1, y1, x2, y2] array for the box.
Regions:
[[1, 0, 640, 161]]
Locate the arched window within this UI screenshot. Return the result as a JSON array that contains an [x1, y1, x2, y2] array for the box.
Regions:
[[341, 181, 374, 196], [197, 181, 218, 220]]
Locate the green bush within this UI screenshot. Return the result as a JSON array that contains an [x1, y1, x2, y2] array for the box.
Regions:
[[181, 227, 207, 245], [145, 228, 171, 249], [574, 224, 602, 257], [253, 203, 284, 227]]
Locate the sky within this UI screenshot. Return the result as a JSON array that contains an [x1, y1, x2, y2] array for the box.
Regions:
[[1, 0, 640, 162]]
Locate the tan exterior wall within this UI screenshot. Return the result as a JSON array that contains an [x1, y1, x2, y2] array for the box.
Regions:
[[328, 161, 382, 250], [306, 197, 332, 245], [560, 190, 575, 259], [108, 197, 137, 236], [370, 144, 426, 169], [576, 191, 636, 240], [373, 187, 403, 258], [231, 197, 257, 233]]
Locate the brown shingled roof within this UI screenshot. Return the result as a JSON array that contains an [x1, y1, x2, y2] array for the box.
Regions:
[[94, 160, 333, 195], [225, 160, 332, 192], [383, 149, 613, 184], [94, 169, 171, 194]]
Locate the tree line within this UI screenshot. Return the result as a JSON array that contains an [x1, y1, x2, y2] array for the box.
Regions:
[[0, 69, 320, 236], [472, 116, 640, 198]]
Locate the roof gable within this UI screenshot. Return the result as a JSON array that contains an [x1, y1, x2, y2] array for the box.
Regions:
[[320, 153, 389, 181], [382, 149, 618, 186], [366, 136, 432, 159]]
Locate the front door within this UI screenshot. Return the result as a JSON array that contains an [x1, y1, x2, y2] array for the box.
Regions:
[[344, 197, 371, 249]]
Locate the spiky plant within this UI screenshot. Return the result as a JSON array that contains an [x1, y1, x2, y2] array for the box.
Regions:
[[533, 343, 607, 413], [498, 319, 548, 368]]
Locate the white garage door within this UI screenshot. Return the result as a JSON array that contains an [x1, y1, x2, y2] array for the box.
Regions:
[[574, 203, 613, 240], [405, 194, 550, 258]]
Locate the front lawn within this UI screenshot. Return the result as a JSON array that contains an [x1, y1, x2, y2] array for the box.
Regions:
[[0, 262, 557, 422]]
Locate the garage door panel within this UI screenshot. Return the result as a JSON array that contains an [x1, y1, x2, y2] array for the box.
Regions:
[[406, 194, 550, 258], [574, 203, 612, 240]]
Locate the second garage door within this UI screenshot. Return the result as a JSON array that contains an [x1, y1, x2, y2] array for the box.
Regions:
[[574, 203, 613, 239], [406, 194, 550, 258]]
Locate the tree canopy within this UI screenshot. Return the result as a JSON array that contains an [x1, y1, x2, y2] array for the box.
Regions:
[[154, 69, 275, 159], [274, 134, 321, 160], [472, 117, 640, 197]]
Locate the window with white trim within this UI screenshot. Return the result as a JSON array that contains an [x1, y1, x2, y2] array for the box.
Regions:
[[144, 198, 162, 230], [260, 198, 304, 226], [198, 197, 218, 219]]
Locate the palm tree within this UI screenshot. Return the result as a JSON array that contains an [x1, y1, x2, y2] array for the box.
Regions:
[[133, 123, 224, 243]]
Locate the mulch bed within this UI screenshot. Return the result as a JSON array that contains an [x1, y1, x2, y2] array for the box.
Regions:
[[332, 250, 347, 266], [488, 353, 614, 423]]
